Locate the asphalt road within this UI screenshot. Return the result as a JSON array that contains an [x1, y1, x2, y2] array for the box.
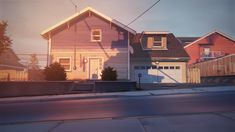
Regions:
[[1, 91, 235, 124]]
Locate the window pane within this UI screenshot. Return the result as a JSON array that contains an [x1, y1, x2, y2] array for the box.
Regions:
[[93, 30, 100, 35], [153, 42, 162, 47], [176, 66, 180, 69], [140, 66, 145, 69], [158, 66, 163, 69], [93, 36, 100, 41], [164, 66, 169, 69], [154, 35, 162, 41], [134, 66, 140, 69], [59, 58, 70, 63], [152, 66, 157, 69], [170, 66, 175, 69]]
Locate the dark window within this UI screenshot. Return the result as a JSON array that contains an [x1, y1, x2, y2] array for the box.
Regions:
[[152, 66, 157, 69], [176, 66, 180, 69], [158, 66, 163, 69], [170, 66, 175, 69], [164, 66, 169, 69], [141, 66, 145, 69], [153, 35, 162, 47], [134, 66, 140, 70], [146, 66, 151, 69]]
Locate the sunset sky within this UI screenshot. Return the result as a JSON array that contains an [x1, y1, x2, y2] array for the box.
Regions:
[[0, 0, 234, 54]]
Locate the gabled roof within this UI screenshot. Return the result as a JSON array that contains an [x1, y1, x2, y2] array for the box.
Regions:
[[184, 30, 235, 48], [131, 33, 189, 61], [41, 7, 136, 39], [177, 37, 200, 47]]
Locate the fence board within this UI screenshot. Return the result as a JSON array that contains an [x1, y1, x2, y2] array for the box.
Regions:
[[0, 70, 28, 81]]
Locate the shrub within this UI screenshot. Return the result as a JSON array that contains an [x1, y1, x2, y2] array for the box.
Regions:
[[44, 62, 67, 81], [101, 66, 117, 81]]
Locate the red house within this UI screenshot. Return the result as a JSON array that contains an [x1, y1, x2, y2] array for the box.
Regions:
[[183, 31, 235, 65]]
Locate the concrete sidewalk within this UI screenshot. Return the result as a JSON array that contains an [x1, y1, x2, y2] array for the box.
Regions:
[[0, 86, 235, 104], [1, 112, 235, 132]]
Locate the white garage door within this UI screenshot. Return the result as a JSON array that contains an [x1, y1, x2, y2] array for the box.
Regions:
[[134, 65, 182, 83]]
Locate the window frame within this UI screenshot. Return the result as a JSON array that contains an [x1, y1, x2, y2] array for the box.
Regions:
[[153, 35, 163, 47], [91, 29, 102, 42], [57, 57, 72, 71]]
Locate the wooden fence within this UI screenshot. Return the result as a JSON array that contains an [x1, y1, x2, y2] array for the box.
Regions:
[[0, 70, 28, 81], [190, 54, 235, 77], [187, 68, 201, 83]]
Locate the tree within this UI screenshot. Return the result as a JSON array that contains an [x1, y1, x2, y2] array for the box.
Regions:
[[101, 66, 118, 81], [28, 54, 39, 70], [43, 62, 67, 81], [0, 21, 12, 53]]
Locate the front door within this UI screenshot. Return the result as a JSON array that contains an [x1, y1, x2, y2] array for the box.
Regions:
[[89, 58, 100, 80]]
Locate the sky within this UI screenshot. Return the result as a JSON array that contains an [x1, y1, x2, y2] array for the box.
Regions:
[[0, 0, 234, 55]]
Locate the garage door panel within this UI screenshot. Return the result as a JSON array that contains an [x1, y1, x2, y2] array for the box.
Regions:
[[133, 65, 182, 83]]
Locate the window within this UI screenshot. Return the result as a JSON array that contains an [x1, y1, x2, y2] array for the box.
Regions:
[[203, 48, 210, 56], [146, 66, 151, 69], [158, 66, 163, 69], [175, 66, 180, 69], [58, 57, 71, 71], [91, 29, 102, 42], [164, 66, 169, 69], [140, 66, 145, 69], [170, 66, 175, 69], [153, 35, 162, 47], [152, 66, 157, 69], [134, 66, 140, 70]]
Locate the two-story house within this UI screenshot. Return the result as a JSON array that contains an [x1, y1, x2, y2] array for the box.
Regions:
[[41, 7, 136, 80], [130, 32, 189, 83], [41, 7, 189, 83], [183, 30, 235, 65]]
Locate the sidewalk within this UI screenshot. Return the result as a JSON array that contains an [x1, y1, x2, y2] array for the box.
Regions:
[[1, 111, 235, 132], [1, 85, 235, 104]]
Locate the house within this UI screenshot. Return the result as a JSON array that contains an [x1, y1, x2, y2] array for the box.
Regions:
[[0, 48, 25, 71], [130, 31, 189, 83], [183, 30, 235, 65], [41, 7, 189, 83], [41, 7, 136, 80], [0, 48, 27, 81]]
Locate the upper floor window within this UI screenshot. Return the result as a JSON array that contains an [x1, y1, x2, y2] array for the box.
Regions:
[[58, 57, 71, 71], [91, 29, 102, 42], [153, 35, 162, 47]]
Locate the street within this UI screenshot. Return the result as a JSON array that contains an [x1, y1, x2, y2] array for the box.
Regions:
[[1, 91, 235, 124]]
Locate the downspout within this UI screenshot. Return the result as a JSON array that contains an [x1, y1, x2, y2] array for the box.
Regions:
[[127, 32, 130, 80], [48, 33, 52, 66]]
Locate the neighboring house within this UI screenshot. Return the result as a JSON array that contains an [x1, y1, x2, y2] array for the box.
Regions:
[[41, 7, 136, 80], [0, 48, 25, 71], [177, 37, 199, 47], [183, 31, 235, 65], [0, 48, 27, 81], [130, 31, 189, 83]]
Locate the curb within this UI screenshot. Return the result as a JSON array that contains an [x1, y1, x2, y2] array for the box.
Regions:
[[1, 86, 235, 104]]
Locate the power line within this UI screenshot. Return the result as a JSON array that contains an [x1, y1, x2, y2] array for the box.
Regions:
[[70, 0, 78, 12], [127, 0, 161, 26]]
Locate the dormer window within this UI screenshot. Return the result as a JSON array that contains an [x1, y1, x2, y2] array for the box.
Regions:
[[153, 35, 162, 47], [91, 29, 102, 42]]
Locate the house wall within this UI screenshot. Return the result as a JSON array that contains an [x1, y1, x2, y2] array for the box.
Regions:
[[131, 61, 187, 83], [185, 33, 235, 64], [50, 12, 129, 80]]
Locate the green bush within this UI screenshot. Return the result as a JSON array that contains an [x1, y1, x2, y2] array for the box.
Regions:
[[44, 62, 67, 81], [101, 66, 117, 81]]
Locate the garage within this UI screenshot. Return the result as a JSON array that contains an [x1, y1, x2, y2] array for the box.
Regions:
[[133, 65, 182, 83]]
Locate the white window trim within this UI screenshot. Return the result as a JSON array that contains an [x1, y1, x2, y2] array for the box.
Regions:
[[91, 29, 102, 42], [57, 57, 72, 71]]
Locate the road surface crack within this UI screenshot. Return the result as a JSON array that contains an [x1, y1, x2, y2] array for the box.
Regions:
[[48, 121, 64, 132]]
